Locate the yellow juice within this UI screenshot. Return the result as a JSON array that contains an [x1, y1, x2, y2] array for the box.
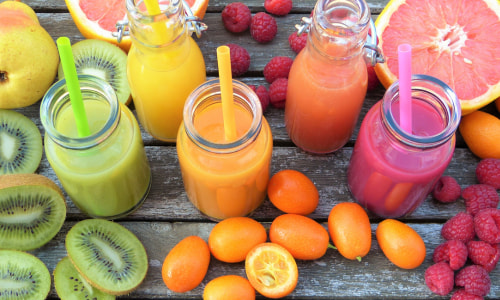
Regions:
[[127, 37, 206, 142]]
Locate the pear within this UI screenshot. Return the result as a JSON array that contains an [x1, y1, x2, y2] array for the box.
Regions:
[[0, 1, 59, 109]]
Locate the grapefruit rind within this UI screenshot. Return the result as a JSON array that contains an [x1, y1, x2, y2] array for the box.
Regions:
[[64, 0, 131, 52], [374, 0, 500, 115]]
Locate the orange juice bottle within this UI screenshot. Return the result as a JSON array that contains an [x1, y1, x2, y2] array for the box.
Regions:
[[177, 79, 273, 221], [125, 0, 206, 141], [285, 0, 382, 154]]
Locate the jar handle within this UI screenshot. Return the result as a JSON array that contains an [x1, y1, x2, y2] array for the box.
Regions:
[[294, 17, 385, 66], [364, 19, 385, 66], [113, 0, 208, 43]]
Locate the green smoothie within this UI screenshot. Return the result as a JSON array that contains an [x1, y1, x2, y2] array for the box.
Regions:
[[44, 100, 151, 218]]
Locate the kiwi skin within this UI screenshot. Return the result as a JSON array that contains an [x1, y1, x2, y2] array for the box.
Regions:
[[0, 109, 43, 175], [0, 249, 51, 299], [65, 219, 148, 296], [57, 39, 131, 105], [54, 256, 115, 300], [0, 173, 66, 251]]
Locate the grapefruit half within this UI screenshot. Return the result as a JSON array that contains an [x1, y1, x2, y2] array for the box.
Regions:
[[374, 0, 500, 115], [65, 0, 209, 53]]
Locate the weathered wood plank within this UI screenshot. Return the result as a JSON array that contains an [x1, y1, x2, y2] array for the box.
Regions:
[[36, 146, 480, 222], [32, 221, 500, 299]]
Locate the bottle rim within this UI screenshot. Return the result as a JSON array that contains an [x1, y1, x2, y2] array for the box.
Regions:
[[381, 74, 461, 148], [182, 78, 263, 154], [40, 75, 120, 150]]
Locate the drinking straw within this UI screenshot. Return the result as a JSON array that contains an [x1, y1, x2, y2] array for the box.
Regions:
[[143, 0, 169, 44], [56, 37, 91, 137], [216, 46, 237, 141], [398, 43, 412, 134]]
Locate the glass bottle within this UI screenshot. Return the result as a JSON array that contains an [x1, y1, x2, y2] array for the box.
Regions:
[[125, 0, 206, 141], [285, 0, 382, 154], [347, 75, 461, 218], [41, 75, 152, 219], [176, 79, 273, 221]]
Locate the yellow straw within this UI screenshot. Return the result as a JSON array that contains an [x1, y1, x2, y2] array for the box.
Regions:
[[216, 46, 237, 141], [143, 0, 170, 45]]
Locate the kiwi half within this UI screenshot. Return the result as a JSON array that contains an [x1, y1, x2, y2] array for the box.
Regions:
[[0, 249, 51, 299], [58, 39, 131, 105], [0, 174, 66, 251], [0, 109, 42, 175], [65, 219, 148, 296], [54, 256, 115, 300]]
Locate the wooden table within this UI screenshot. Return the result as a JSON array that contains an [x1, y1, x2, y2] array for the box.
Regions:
[[6, 0, 500, 298]]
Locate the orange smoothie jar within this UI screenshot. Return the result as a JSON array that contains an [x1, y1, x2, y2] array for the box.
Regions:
[[177, 79, 273, 221], [125, 0, 206, 142], [285, 0, 382, 154]]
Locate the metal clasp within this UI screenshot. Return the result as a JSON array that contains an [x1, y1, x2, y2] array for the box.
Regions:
[[113, 0, 208, 43], [293, 17, 385, 66]]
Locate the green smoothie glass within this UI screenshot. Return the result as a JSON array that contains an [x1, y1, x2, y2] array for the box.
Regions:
[[41, 75, 151, 219]]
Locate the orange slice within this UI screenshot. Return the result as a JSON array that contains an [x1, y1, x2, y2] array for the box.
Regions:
[[245, 243, 298, 299], [374, 0, 500, 115], [64, 0, 209, 53]]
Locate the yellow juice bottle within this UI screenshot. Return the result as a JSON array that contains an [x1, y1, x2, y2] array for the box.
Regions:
[[125, 0, 206, 142]]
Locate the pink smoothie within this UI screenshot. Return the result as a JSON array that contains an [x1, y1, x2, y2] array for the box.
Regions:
[[347, 99, 455, 218]]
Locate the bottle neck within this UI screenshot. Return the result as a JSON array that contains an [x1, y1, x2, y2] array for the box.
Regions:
[[41, 75, 120, 150], [183, 79, 263, 154], [126, 0, 187, 48], [380, 74, 461, 149], [307, 0, 370, 60]]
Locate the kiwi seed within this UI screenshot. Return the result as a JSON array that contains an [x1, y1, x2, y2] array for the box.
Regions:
[[65, 219, 148, 296], [0, 173, 66, 251], [54, 256, 115, 300], [0, 109, 42, 175], [57, 39, 131, 105], [0, 249, 51, 299]]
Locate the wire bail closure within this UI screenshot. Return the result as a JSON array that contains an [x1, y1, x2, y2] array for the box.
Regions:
[[113, 0, 208, 43], [294, 16, 385, 66]]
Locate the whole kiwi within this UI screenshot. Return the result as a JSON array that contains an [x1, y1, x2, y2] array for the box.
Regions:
[[0, 249, 51, 299], [54, 256, 115, 300], [0, 109, 43, 175], [0, 173, 66, 251], [65, 219, 148, 296]]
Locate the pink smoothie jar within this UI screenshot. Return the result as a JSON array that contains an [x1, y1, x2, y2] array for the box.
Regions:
[[347, 75, 461, 218]]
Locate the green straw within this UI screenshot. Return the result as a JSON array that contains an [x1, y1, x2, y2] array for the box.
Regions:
[[56, 37, 91, 137]]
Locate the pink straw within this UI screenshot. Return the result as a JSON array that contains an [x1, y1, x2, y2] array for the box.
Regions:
[[398, 44, 412, 133]]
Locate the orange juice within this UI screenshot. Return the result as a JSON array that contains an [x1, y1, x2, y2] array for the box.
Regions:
[[177, 79, 273, 220], [285, 51, 367, 153], [284, 0, 372, 153], [126, 0, 206, 142]]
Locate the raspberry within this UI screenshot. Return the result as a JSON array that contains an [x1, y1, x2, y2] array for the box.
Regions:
[[366, 65, 380, 91], [424, 262, 455, 296], [221, 2, 252, 33], [432, 176, 462, 203], [250, 85, 270, 112], [264, 0, 293, 16], [269, 78, 288, 108], [462, 184, 499, 216], [432, 240, 468, 270], [451, 289, 484, 300], [476, 158, 500, 189], [467, 240, 500, 272], [288, 32, 307, 54], [226, 44, 250, 77], [441, 212, 476, 243], [474, 208, 500, 244], [455, 265, 491, 297], [263, 56, 294, 84], [250, 12, 278, 44]]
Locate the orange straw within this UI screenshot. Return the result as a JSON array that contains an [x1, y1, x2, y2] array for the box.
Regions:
[[216, 46, 237, 141]]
